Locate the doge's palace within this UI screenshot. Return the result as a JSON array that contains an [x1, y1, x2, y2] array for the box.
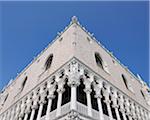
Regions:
[[0, 16, 150, 120]]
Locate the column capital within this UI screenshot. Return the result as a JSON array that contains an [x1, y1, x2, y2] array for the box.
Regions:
[[57, 88, 65, 93], [57, 78, 65, 93], [47, 83, 56, 99], [67, 60, 83, 87], [47, 80, 56, 91], [47, 94, 55, 99], [84, 88, 92, 94], [31, 91, 39, 110], [104, 99, 111, 104], [119, 108, 126, 114], [83, 78, 92, 91], [112, 104, 119, 108], [25, 95, 32, 114], [111, 89, 119, 108], [102, 88, 110, 102]]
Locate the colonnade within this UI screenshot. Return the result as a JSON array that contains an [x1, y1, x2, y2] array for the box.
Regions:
[[0, 60, 150, 120]]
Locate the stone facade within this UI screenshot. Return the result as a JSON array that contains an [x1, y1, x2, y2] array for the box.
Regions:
[[0, 16, 150, 120]]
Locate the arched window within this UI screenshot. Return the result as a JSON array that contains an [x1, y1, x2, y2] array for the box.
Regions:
[[140, 90, 145, 99], [121, 74, 128, 89], [41, 91, 48, 117], [110, 99, 117, 119], [101, 90, 108, 115], [45, 54, 53, 70], [77, 78, 87, 105], [2, 93, 9, 105], [61, 79, 71, 105], [50, 85, 58, 112], [21, 76, 28, 91], [95, 52, 103, 69]]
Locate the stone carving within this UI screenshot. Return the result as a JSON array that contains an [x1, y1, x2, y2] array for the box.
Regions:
[[67, 60, 83, 87], [68, 110, 81, 120]]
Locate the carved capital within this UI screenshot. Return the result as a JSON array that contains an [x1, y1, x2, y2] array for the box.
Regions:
[[84, 88, 92, 94], [102, 88, 110, 101], [47, 94, 55, 99], [67, 60, 83, 87], [57, 78, 65, 93]]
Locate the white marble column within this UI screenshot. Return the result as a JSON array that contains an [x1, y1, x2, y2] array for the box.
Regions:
[[56, 78, 65, 117], [145, 111, 149, 120], [2, 113, 6, 120], [19, 99, 26, 120], [30, 109, 36, 120], [135, 105, 141, 120], [56, 89, 64, 117], [93, 79, 104, 120], [84, 88, 92, 117], [83, 75, 93, 117], [29, 90, 39, 120], [118, 94, 127, 120], [130, 101, 136, 120], [124, 98, 132, 120], [45, 81, 56, 120], [3, 112, 7, 120], [10, 107, 15, 120], [24, 94, 32, 120], [15, 102, 21, 120], [36, 104, 43, 120], [111, 89, 121, 120], [7, 110, 11, 120], [103, 84, 113, 120], [36, 85, 47, 120], [67, 60, 83, 111], [71, 85, 77, 110], [148, 112, 150, 120]]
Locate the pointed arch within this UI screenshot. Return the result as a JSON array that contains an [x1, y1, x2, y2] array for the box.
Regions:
[[61, 78, 71, 105], [77, 78, 87, 105], [95, 52, 103, 69], [121, 74, 129, 89], [20, 76, 28, 91], [45, 54, 53, 70]]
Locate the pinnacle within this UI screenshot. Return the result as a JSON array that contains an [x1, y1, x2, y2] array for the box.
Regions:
[[71, 16, 78, 23]]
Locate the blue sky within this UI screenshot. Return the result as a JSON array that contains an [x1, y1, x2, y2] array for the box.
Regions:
[[0, 1, 149, 90]]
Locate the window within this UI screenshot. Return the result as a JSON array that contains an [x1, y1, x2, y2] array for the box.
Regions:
[[77, 78, 87, 105], [121, 74, 128, 89], [61, 79, 71, 105], [21, 76, 27, 91], [45, 54, 53, 70], [140, 90, 145, 99], [41, 91, 48, 117], [1, 93, 9, 105], [95, 52, 103, 69], [51, 85, 58, 112]]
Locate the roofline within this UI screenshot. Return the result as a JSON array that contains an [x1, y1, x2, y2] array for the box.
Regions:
[[1, 16, 149, 93]]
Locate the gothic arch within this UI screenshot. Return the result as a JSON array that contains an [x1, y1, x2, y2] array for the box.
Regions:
[[95, 52, 104, 69], [45, 54, 53, 70]]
